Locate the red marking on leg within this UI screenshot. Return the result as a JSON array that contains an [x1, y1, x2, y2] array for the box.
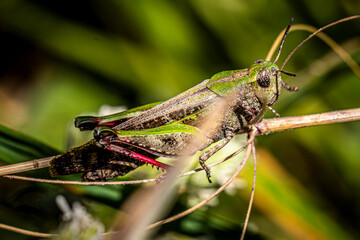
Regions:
[[105, 144, 170, 170], [110, 138, 172, 157]]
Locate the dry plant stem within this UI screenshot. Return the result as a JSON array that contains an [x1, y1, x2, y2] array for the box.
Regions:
[[1, 108, 360, 183], [0, 156, 52, 176], [147, 130, 256, 230], [1, 146, 249, 184], [0, 223, 53, 238], [1, 107, 359, 183], [2, 174, 158, 185], [256, 108, 360, 135], [240, 141, 257, 240]]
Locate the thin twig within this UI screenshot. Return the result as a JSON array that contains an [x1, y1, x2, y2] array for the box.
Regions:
[[1, 108, 359, 184], [1, 145, 248, 185], [255, 108, 360, 135], [240, 140, 257, 240], [2, 175, 158, 185], [0, 157, 53, 176], [177, 143, 249, 178], [0, 223, 53, 238]]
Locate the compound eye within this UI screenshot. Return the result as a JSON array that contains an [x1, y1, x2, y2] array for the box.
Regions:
[[253, 59, 265, 64], [256, 68, 271, 88]]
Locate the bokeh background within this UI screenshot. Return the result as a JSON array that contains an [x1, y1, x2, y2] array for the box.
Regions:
[[0, 0, 360, 239]]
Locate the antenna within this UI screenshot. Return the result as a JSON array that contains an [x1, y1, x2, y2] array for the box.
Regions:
[[280, 15, 360, 70], [273, 18, 294, 64]]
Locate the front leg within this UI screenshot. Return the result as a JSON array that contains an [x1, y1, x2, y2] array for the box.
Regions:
[[199, 129, 235, 183]]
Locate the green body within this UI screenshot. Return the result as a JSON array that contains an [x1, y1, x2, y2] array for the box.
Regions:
[[51, 60, 283, 181], [97, 60, 281, 155]]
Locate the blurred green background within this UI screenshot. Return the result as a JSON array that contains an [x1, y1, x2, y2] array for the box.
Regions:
[[0, 0, 360, 239]]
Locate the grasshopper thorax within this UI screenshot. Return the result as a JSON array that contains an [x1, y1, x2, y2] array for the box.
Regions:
[[249, 59, 282, 107]]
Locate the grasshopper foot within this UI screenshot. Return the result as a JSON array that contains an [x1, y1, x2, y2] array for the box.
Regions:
[[199, 161, 212, 183]]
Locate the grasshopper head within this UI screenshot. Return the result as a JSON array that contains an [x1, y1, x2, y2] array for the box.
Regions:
[[247, 18, 297, 109], [249, 59, 282, 107]]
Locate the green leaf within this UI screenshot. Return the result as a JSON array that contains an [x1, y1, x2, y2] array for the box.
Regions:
[[0, 124, 59, 164]]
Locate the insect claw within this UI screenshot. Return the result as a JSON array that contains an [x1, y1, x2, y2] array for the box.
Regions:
[[281, 80, 298, 92], [207, 175, 212, 184], [200, 163, 212, 183], [267, 106, 280, 117]]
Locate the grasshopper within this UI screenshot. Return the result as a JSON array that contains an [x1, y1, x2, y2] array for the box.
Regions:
[[39, 15, 360, 182], [0, 14, 358, 240], [50, 20, 298, 182]]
